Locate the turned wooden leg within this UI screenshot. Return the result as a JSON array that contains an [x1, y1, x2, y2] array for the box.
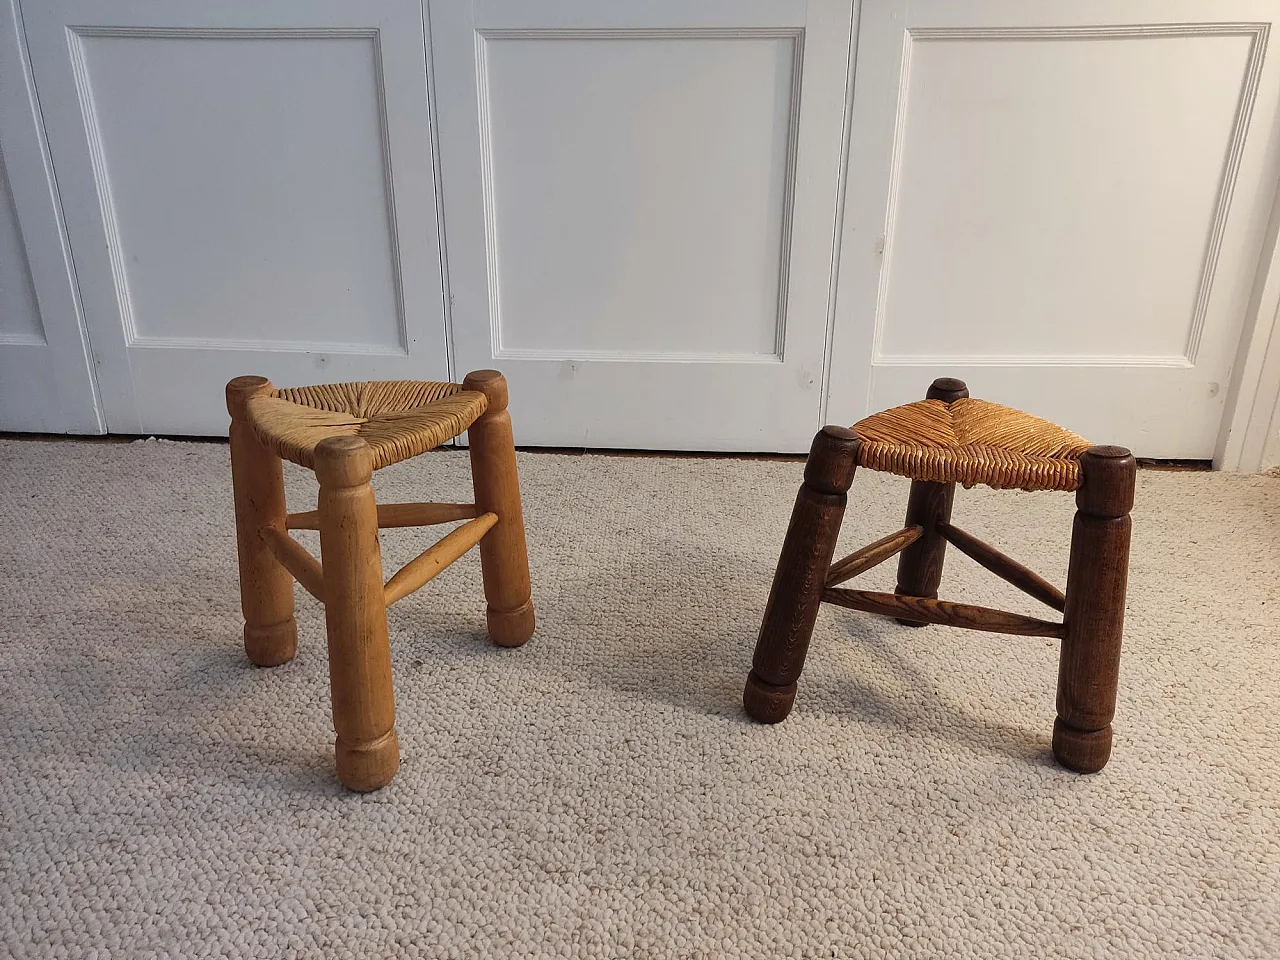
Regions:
[[462, 370, 535, 648], [1053, 445, 1136, 773], [894, 377, 969, 626], [744, 426, 859, 723], [315, 436, 399, 792], [226, 376, 297, 667]]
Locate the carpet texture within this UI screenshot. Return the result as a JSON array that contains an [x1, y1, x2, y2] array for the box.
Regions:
[[0, 438, 1277, 959]]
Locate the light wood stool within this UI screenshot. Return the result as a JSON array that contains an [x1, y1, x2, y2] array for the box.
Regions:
[[745, 378, 1135, 773], [226, 371, 534, 791]]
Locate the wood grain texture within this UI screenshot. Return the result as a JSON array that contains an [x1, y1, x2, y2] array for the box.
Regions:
[[261, 525, 326, 603], [821, 588, 1066, 638], [315, 436, 399, 792], [825, 525, 923, 587], [1054, 445, 1136, 774], [287, 502, 479, 531], [937, 521, 1067, 612], [226, 376, 297, 667], [383, 512, 499, 606], [745, 426, 859, 723], [463, 370, 535, 648]]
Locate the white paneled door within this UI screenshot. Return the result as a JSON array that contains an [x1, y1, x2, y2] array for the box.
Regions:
[[829, 0, 1280, 458], [430, 0, 854, 451], [13, 0, 1280, 455], [23, 0, 451, 435], [0, 0, 100, 434]]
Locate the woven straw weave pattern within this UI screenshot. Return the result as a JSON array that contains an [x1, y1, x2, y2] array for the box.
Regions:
[[245, 380, 488, 471], [853, 398, 1092, 492]]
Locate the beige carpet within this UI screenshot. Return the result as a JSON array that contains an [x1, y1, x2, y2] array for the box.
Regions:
[[0, 438, 1277, 959]]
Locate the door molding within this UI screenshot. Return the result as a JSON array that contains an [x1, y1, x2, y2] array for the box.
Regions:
[[1217, 170, 1280, 471]]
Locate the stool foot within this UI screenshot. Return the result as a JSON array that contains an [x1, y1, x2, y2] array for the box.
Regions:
[[1052, 719, 1111, 774], [336, 729, 401, 792], [244, 618, 297, 667], [743, 671, 797, 723], [487, 598, 535, 648]]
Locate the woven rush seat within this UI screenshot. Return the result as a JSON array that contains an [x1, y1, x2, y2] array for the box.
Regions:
[[244, 380, 488, 471], [852, 396, 1092, 492]]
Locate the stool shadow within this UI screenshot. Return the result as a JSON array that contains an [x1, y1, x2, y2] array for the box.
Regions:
[[825, 619, 1055, 765], [141, 641, 356, 795], [462, 539, 1059, 764], [581, 571, 1055, 764], [335, 522, 1063, 767], [3, 629, 349, 798], [399, 607, 762, 726]]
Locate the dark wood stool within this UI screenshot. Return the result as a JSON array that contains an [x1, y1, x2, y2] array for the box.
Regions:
[[744, 378, 1135, 773]]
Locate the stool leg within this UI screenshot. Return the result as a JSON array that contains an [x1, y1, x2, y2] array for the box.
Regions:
[[462, 370, 535, 648], [315, 437, 399, 792], [893, 378, 969, 626], [226, 376, 297, 667], [1054, 445, 1136, 773], [894, 480, 955, 625], [744, 427, 859, 723]]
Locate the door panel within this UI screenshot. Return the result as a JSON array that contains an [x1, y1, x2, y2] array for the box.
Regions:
[[829, 0, 1280, 458], [23, 0, 449, 436], [430, 0, 855, 451], [0, 0, 101, 434], [0, 159, 43, 345]]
